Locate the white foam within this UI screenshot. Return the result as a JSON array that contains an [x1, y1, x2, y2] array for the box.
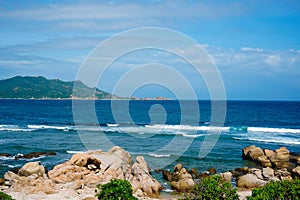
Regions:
[[148, 153, 171, 158], [248, 127, 300, 134], [28, 125, 70, 130], [107, 123, 119, 127], [66, 150, 84, 154], [162, 188, 174, 193], [233, 137, 300, 145]]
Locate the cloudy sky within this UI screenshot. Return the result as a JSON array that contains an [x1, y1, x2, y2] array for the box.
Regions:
[[0, 0, 300, 100]]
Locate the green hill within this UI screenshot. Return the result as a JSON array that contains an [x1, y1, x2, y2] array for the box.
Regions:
[[0, 76, 117, 99]]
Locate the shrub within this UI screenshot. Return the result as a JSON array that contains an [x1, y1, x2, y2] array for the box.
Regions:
[[0, 192, 14, 200], [96, 179, 137, 200], [247, 179, 300, 200], [181, 175, 239, 200]]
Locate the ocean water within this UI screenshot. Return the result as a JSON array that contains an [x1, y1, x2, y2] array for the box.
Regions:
[[0, 100, 300, 180]]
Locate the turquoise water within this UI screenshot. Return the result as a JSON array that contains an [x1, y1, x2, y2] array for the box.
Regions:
[[0, 100, 300, 178]]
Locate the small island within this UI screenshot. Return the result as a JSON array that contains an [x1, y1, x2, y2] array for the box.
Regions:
[[0, 76, 171, 100]]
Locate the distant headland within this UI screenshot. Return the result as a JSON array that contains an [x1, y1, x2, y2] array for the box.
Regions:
[[0, 76, 172, 100]]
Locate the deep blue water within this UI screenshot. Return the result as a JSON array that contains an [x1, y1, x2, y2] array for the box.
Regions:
[[0, 100, 300, 180]]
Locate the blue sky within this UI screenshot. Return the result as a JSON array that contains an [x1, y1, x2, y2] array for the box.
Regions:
[[0, 0, 300, 100]]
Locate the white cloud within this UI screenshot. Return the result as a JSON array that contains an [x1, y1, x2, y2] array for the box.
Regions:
[[241, 47, 263, 52], [265, 55, 281, 66]]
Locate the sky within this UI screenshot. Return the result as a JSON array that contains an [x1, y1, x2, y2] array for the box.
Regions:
[[0, 0, 300, 100]]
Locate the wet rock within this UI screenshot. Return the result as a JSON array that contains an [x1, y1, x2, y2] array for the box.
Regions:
[[230, 167, 250, 177], [189, 168, 200, 179], [162, 170, 172, 181], [0, 153, 11, 157], [15, 151, 56, 160], [0, 177, 5, 185], [208, 167, 216, 175]]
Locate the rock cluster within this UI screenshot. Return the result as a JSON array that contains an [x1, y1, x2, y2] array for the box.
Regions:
[[242, 145, 293, 168], [234, 145, 300, 189], [161, 164, 220, 192], [2, 146, 161, 199]]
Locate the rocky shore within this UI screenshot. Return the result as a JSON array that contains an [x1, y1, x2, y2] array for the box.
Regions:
[[0, 145, 299, 200]]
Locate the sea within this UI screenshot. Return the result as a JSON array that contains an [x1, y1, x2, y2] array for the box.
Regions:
[[0, 100, 300, 182]]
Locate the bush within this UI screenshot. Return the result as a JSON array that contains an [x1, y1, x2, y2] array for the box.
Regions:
[[96, 179, 137, 200], [247, 179, 300, 200], [181, 175, 239, 200], [0, 192, 14, 200]]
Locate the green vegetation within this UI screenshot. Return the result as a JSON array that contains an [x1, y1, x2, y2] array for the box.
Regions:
[[181, 175, 239, 200], [247, 179, 300, 200], [96, 179, 137, 200], [0, 76, 115, 99], [0, 191, 14, 200]]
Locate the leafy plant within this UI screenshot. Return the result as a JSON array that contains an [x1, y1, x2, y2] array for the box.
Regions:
[[181, 175, 239, 200], [96, 179, 137, 200], [247, 179, 300, 200], [0, 192, 14, 200]]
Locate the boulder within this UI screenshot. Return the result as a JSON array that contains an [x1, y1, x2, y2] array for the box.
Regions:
[[174, 163, 183, 172], [18, 161, 45, 177], [269, 147, 290, 168], [4, 171, 20, 182], [257, 155, 272, 167], [220, 172, 232, 182], [242, 145, 264, 160], [208, 167, 217, 175], [275, 168, 292, 181], [131, 156, 161, 197], [250, 168, 263, 180], [0, 177, 5, 185], [264, 149, 274, 158], [162, 170, 172, 181], [262, 167, 274, 179], [170, 167, 194, 192], [292, 166, 300, 177], [230, 167, 250, 177], [69, 153, 101, 168], [189, 168, 199, 179], [170, 178, 195, 192], [237, 174, 267, 189]]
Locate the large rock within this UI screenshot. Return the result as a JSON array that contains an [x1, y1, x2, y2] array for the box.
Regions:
[[242, 145, 264, 161], [275, 169, 292, 181], [262, 167, 279, 181], [220, 172, 232, 182], [130, 156, 161, 197], [162, 170, 172, 181], [237, 174, 267, 189], [257, 155, 272, 167], [69, 153, 101, 168], [292, 166, 300, 177], [269, 147, 290, 168], [18, 161, 45, 177], [170, 167, 194, 192]]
